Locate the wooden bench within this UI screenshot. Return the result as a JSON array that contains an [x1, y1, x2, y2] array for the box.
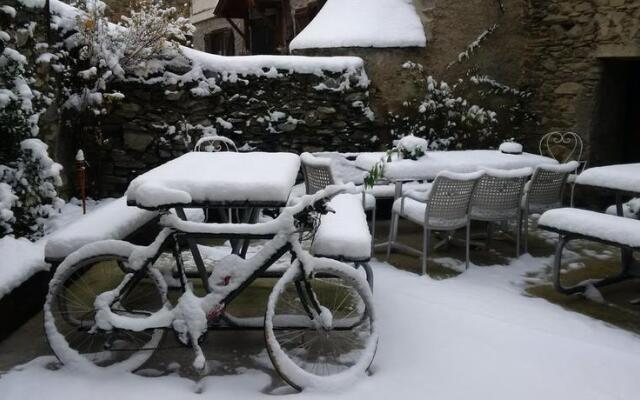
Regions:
[[44, 197, 160, 267], [538, 208, 640, 294]]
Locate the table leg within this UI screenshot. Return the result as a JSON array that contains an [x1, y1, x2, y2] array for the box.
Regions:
[[175, 207, 212, 293], [239, 208, 260, 258], [615, 194, 635, 276], [231, 208, 259, 257], [373, 181, 404, 251]]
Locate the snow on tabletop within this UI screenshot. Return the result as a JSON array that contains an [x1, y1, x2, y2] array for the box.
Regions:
[[126, 152, 301, 209], [289, 0, 427, 50], [576, 163, 640, 194], [356, 150, 556, 180], [0, 236, 47, 299], [312, 193, 371, 260], [481, 166, 532, 178], [44, 197, 158, 260], [539, 208, 640, 248]]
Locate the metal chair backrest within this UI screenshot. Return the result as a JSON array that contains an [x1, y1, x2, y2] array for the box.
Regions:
[[300, 153, 337, 194], [426, 171, 482, 228], [539, 131, 584, 165], [193, 135, 238, 152], [470, 169, 530, 220], [526, 162, 578, 212]]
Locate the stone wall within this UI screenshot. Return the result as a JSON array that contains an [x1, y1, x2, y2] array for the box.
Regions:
[[92, 69, 375, 196], [296, 1, 527, 108], [522, 0, 640, 160]]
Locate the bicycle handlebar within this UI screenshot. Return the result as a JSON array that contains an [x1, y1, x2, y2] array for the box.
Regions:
[[158, 183, 357, 236]]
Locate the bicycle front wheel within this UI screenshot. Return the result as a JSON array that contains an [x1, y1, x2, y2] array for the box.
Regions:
[[264, 258, 378, 391], [45, 241, 167, 371]]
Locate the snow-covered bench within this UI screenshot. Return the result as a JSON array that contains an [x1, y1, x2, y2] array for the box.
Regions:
[[538, 208, 640, 294], [311, 193, 373, 287], [312, 193, 372, 262], [44, 197, 159, 265]]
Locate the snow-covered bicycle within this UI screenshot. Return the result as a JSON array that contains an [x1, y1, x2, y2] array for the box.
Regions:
[[44, 184, 377, 391]]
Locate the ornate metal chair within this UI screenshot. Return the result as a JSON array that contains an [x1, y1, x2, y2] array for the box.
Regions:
[[300, 153, 377, 243], [387, 171, 483, 275], [538, 131, 586, 206], [470, 168, 531, 258], [193, 135, 238, 152], [521, 161, 579, 253], [193, 135, 238, 224]]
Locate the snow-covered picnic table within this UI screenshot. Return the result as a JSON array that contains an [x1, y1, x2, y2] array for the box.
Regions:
[[355, 150, 557, 181], [126, 152, 301, 209], [576, 163, 640, 195]]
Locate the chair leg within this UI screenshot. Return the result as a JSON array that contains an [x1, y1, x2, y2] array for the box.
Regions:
[[370, 204, 376, 252], [523, 210, 529, 254], [386, 212, 398, 260], [422, 226, 430, 275], [486, 222, 494, 248], [570, 183, 576, 208], [515, 213, 522, 258], [465, 223, 471, 270]]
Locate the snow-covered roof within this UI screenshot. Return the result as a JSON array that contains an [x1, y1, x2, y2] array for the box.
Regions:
[[289, 0, 427, 50]]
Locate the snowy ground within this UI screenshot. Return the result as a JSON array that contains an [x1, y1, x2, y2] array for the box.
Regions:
[[1, 252, 639, 399]]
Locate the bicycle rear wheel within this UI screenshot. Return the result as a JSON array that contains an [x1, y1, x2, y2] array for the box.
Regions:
[[45, 242, 167, 371], [264, 258, 377, 391]]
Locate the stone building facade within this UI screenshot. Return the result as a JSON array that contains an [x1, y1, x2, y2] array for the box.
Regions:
[[290, 0, 640, 165], [523, 0, 640, 166], [190, 0, 325, 56]]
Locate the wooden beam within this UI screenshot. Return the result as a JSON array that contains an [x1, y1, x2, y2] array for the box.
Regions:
[[226, 17, 248, 48]]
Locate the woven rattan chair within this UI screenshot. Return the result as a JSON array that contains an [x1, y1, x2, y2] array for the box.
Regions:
[[470, 168, 531, 257], [521, 161, 579, 253], [387, 170, 483, 275], [539, 131, 586, 206], [194, 135, 238, 152], [300, 153, 377, 241]]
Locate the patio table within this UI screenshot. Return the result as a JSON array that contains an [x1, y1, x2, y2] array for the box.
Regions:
[[354, 150, 557, 250], [125, 151, 300, 291], [576, 163, 640, 281], [355, 150, 556, 182], [126, 152, 300, 210]]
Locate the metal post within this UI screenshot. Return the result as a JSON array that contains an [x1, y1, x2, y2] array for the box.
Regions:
[[76, 149, 87, 214]]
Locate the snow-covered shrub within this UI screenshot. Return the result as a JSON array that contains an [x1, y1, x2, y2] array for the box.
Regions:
[[388, 62, 535, 150], [388, 72, 498, 150], [1, 139, 63, 239], [0, 182, 17, 235], [60, 0, 194, 116], [394, 135, 428, 160], [363, 135, 428, 188], [0, 6, 63, 239]]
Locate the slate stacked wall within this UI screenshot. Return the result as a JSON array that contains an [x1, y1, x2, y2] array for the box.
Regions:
[[95, 71, 375, 196]]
